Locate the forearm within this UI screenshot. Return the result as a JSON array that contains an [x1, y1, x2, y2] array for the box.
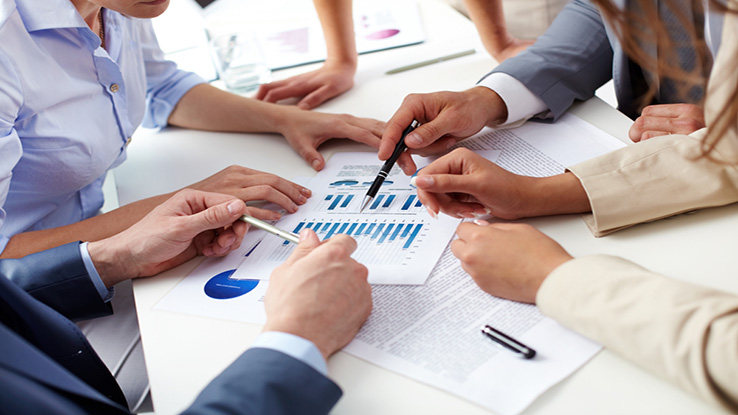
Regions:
[[167, 83, 295, 134], [1, 194, 168, 259], [314, 0, 357, 68], [463, 0, 511, 56], [538, 255, 738, 411], [519, 172, 591, 217]]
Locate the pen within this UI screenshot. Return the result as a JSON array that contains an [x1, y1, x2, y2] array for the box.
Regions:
[[481, 325, 536, 359], [360, 120, 419, 212], [239, 214, 300, 244], [386, 49, 476, 75]]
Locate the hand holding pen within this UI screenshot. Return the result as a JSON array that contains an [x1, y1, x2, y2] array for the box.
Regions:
[[362, 120, 419, 212]]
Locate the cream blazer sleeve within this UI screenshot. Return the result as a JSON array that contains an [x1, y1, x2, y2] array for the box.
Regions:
[[537, 255, 738, 412], [568, 5, 738, 237]]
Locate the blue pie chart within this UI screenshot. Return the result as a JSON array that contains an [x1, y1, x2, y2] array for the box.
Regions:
[[204, 269, 259, 299]]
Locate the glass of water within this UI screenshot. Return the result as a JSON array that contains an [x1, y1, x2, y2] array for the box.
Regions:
[[210, 32, 271, 92]]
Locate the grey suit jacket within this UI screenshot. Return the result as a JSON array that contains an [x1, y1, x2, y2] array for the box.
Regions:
[[486, 0, 724, 120], [0, 242, 342, 415]]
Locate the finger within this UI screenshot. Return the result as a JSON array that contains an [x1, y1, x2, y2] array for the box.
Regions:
[[255, 79, 289, 101], [290, 139, 325, 171], [263, 83, 313, 104], [411, 137, 457, 157], [187, 198, 246, 235], [317, 233, 358, 257], [284, 228, 322, 264], [396, 152, 418, 175], [243, 207, 282, 222], [640, 103, 690, 118], [380, 97, 421, 160], [412, 173, 477, 195], [297, 85, 335, 110], [340, 124, 382, 149], [640, 130, 671, 141]]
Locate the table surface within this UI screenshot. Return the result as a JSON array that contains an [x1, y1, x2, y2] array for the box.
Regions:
[[114, 1, 738, 414]]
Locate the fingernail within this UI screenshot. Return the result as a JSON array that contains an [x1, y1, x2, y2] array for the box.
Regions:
[[426, 207, 437, 219], [446, 140, 457, 149], [312, 159, 322, 170], [227, 200, 241, 214], [299, 229, 311, 241], [410, 176, 417, 187], [474, 219, 490, 226], [459, 212, 475, 218], [300, 187, 312, 197], [414, 176, 433, 187], [202, 247, 214, 256], [298, 196, 307, 204], [222, 235, 235, 247], [405, 132, 422, 146]]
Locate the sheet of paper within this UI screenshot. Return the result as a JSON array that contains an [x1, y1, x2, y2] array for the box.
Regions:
[[344, 244, 602, 415], [201, 0, 425, 70], [230, 152, 462, 285]]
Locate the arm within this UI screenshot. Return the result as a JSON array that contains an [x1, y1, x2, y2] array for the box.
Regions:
[[255, 0, 357, 109], [184, 230, 371, 415], [452, 222, 738, 411], [484, 0, 614, 120], [462, 0, 533, 61]]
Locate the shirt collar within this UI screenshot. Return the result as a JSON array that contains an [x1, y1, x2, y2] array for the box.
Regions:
[[16, 0, 88, 32]]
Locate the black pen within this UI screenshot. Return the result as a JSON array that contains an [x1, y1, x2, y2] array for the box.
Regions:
[[481, 325, 536, 359], [360, 120, 419, 212]]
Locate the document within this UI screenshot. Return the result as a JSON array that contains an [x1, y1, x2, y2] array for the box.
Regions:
[[344, 245, 602, 415], [230, 152, 462, 285], [201, 0, 425, 70]]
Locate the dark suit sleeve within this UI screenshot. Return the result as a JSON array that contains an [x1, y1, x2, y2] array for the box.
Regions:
[[482, 0, 615, 119], [0, 242, 111, 321], [183, 348, 343, 415]]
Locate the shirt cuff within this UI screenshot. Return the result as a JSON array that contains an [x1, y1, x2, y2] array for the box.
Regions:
[[476, 72, 549, 126], [252, 332, 328, 375], [79, 242, 114, 302]]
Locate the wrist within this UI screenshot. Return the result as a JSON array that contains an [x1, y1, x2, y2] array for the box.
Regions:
[[525, 173, 591, 216], [87, 235, 135, 288], [467, 86, 508, 126]]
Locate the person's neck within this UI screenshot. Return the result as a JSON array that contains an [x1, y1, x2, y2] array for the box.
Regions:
[[68, 0, 101, 30]]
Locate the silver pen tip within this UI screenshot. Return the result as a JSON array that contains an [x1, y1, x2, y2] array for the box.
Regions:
[[360, 196, 372, 213]]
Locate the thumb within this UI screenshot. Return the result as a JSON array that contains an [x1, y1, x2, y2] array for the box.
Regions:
[[294, 140, 325, 171], [285, 229, 321, 264], [186, 199, 246, 236]]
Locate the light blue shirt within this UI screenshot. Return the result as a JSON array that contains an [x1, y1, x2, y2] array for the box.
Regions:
[[0, 0, 205, 251]]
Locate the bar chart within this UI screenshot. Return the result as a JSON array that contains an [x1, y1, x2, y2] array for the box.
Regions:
[[317, 192, 424, 213], [265, 218, 426, 265]]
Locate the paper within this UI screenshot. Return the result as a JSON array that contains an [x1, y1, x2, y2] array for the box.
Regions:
[[202, 0, 426, 70], [230, 152, 462, 285], [343, 245, 602, 415]]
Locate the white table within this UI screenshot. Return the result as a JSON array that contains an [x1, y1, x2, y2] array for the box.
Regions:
[[114, 1, 738, 414]]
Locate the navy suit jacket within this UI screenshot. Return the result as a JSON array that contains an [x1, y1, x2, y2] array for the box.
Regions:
[[486, 0, 724, 120], [0, 242, 342, 415]]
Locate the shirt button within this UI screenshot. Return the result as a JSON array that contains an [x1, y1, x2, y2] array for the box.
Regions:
[[110, 83, 119, 93]]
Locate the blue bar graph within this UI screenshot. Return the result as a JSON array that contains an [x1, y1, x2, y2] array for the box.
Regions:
[[370, 194, 386, 210], [293, 222, 305, 233], [401, 224, 412, 237], [325, 222, 341, 239], [402, 195, 415, 210], [337, 223, 349, 234], [378, 224, 395, 243], [322, 223, 331, 231], [325, 195, 333, 200], [347, 223, 358, 235], [365, 223, 377, 235], [355, 223, 367, 235], [372, 223, 386, 239], [340, 194, 354, 208], [404, 224, 423, 249], [328, 195, 344, 210], [382, 194, 396, 208], [390, 224, 404, 241], [415, 198, 422, 207]]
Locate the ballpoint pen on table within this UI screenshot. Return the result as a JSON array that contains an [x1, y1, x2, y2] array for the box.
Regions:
[[239, 214, 300, 244], [360, 120, 420, 213], [386, 49, 476, 75], [481, 325, 537, 359]]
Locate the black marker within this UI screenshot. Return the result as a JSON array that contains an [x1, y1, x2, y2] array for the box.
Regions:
[[481, 325, 536, 359]]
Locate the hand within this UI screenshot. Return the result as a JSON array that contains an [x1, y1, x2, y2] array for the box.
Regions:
[[89, 189, 252, 286], [186, 165, 312, 214], [413, 148, 531, 219], [379, 87, 507, 175], [451, 221, 573, 303], [263, 230, 372, 360], [414, 148, 591, 219], [256, 61, 356, 110], [628, 103, 705, 142], [277, 108, 385, 171]]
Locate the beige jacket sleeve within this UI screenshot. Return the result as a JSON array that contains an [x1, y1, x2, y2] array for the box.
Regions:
[[568, 7, 738, 237], [537, 255, 738, 412]]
